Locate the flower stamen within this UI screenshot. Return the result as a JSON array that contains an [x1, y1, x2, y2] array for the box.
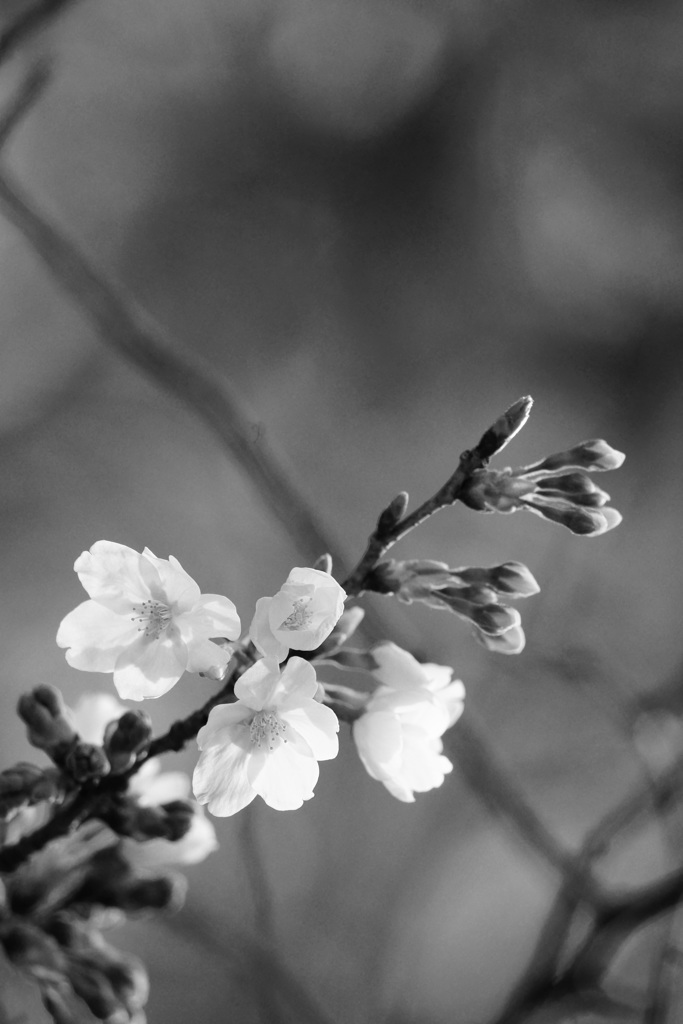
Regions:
[[131, 600, 172, 640], [250, 711, 287, 751], [278, 597, 313, 632]]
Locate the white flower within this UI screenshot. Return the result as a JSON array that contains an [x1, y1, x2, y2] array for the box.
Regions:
[[57, 541, 241, 701], [249, 567, 346, 662], [71, 693, 218, 866], [193, 657, 339, 816], [352, 642, 465, 802]]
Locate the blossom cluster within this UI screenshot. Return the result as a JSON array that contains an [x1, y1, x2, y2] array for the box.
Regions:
[[0, 403, 627, 1024], [52, 542, 472, 816]]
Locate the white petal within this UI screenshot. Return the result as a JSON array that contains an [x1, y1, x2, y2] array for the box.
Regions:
[[400, 727, 451, 793], [281, 700, 339, 760], [179, 594, 241, 640], [142, 551, 201, 612], [273, 657, 319, 704], [193, 740, 255, 816], [197, 701, 254, 748], [57, 601, 140, 672], [113, 635, 188, 700], [438, 681, 466, 726], [184, 638, 232, 675], [353, 712, 403, 779], [248, 740, 319, 810], [234, 658, 282, 711], [74, 541, 150, 612], [249, 597, 288, 661], [420, 663, 454, 694], [381, 777, 416, 802], [371, 642, 429, 691], [368, 688, 450, 735]]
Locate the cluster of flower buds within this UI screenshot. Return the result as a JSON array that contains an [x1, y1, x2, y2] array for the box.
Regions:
[[0, 911, 148, 1024], [460, 439, 625, 536], [368, 558, 539, 653], [17, 685, 110, 783]]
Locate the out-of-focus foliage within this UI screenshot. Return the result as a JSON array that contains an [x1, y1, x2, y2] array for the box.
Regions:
[[1, 1, 683, 1022]]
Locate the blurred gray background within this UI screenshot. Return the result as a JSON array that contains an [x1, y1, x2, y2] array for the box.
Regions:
[[1, 0, 683, 1021]]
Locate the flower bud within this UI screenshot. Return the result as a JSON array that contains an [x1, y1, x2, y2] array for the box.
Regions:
[[524, 439, 625, 474], [105, 798, 194, 843], [103, 710, 153, 774], [474, 624, 526, 654], [63, 742, 110, 783], [376, 491, 409, 535], [455, 562, 540, 598], [475, 396, 533, 459], [17, 686, 77, 756]]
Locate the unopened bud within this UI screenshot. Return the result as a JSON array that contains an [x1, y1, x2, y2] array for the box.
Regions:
[[474, 623, 526, 654], [63, 742, 110, 783], [104, 797, 194, 843], [476, 396, 533, 459], [123, 872, 187, 913], [104, 710, 153, 773], [376, 492, 409, 536], [456, 562, 540, 598], [525, 439, 625, 474], [17, 685, 76, 756]]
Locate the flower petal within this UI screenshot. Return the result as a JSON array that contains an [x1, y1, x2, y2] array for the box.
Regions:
[[184, 638, 232, 675], [57, 601, 140, 672], [74, 541, 150, 612], [273, 657, 319, 705], [248, 739, 319, 810], [371, 642, 429, 691], [234, 658, 282, 710], [179, 594, 241, 640], [249, 597, 289, 661], [141, 550, 202, 612], [113, 635, 188, 700], [193, 739, 255, 817], [281, 699, 339, 760], [353, 711, 404, 779]]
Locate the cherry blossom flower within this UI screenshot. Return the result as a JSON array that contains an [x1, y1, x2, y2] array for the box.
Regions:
[[57, 541, 241, 701], [352, 642, 465, 802], [193, 656, 339, 816], [71, 693, 218, 867], [249, 567, 346, 662]]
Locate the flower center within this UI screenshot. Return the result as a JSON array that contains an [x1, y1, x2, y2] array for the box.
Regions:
[[278, 597, 313, 632], [131, 600, 172, 640], [249, 711, 287, 751]]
